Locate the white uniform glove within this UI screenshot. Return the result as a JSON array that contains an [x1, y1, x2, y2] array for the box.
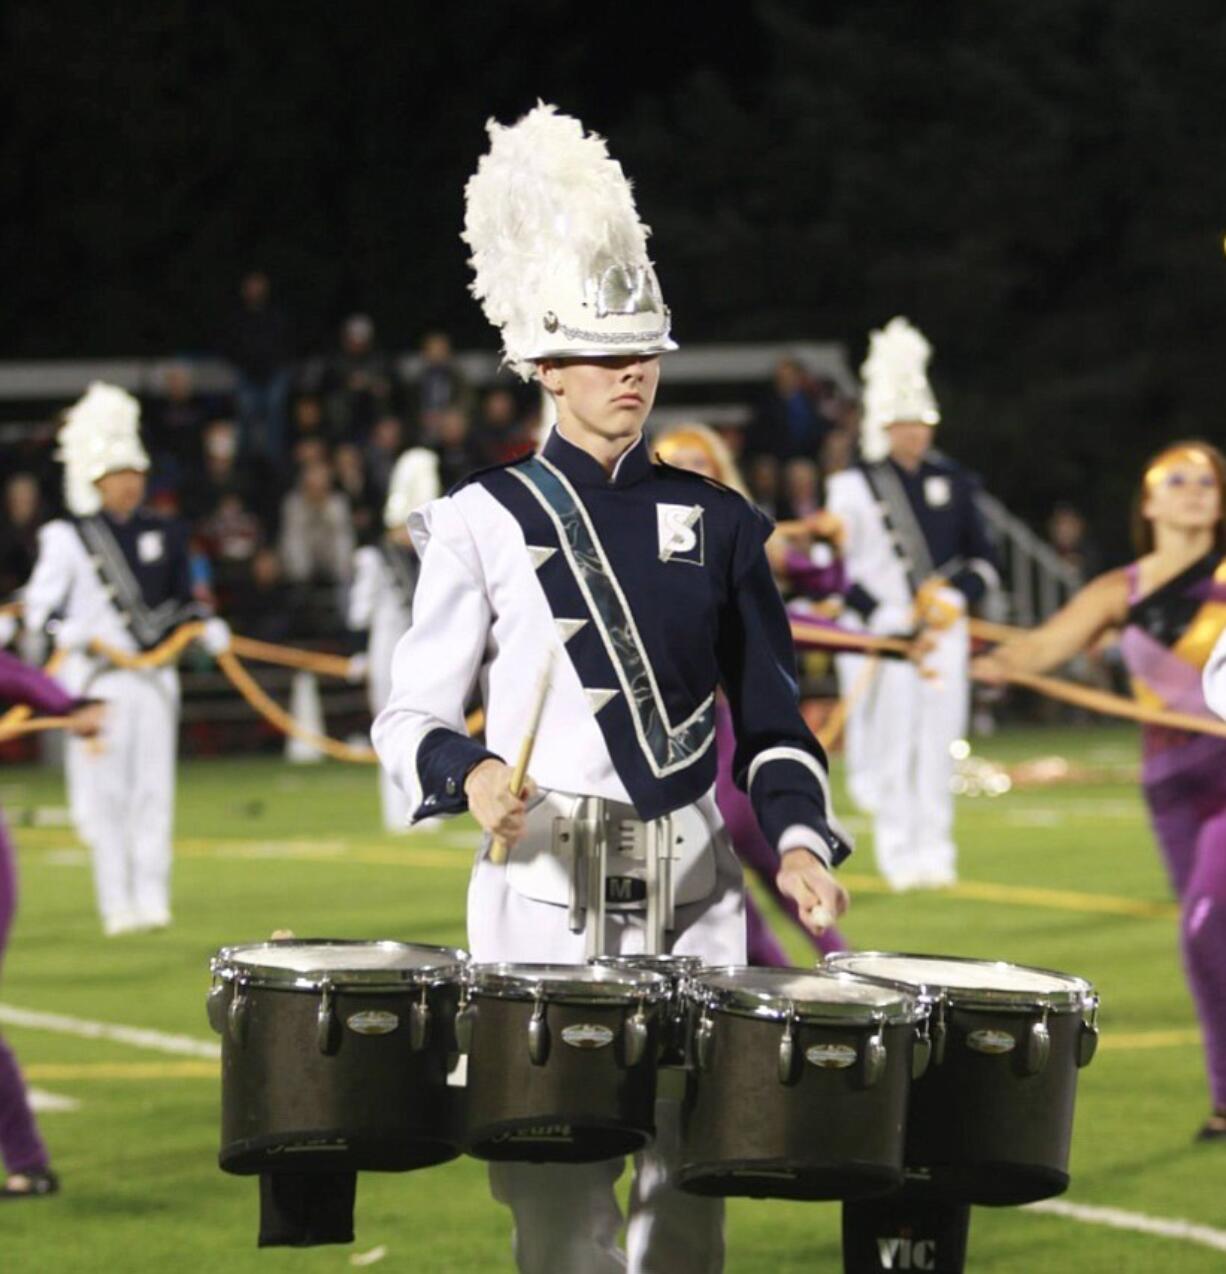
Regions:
[[52, 617, 92, 653], [201, 617, 232, 656], [866, 603, 914, 637], [346, 652, 369, 684], [0, 613, 16, 648]]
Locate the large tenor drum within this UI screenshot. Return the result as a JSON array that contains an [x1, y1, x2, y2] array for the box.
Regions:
[[209, 939, 467, 1174], [460, 963, 669, 1163], [826, 953, 1099, 1205], [591, 953, 704, 1067], [678, 967, 927, 1201]]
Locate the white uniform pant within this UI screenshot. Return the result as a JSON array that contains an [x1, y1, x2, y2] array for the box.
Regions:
[[65, 666, 178, 928], [370, 639, 411, 832], [466, 815, 746, 1274], [838, 619, 968, 887]]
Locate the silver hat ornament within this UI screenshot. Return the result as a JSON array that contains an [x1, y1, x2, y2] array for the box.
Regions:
[[462, 103, 677, 379]]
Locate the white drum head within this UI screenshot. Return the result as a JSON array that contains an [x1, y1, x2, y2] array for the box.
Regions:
[[826, 953, 1094, 1010], [471, 962, 669, 1003], [694, 966, 921, 1025], [212, 939, 468, 988]]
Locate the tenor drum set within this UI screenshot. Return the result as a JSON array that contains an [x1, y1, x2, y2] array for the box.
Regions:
[[208, 937, 1099, 1268]]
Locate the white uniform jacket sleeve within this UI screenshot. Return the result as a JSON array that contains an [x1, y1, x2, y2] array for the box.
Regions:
[[22, 521, 81, 633], [347, 546, 382, 632], [371, 497, 499, 821]]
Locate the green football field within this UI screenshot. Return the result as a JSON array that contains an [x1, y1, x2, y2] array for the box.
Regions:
[[1, 725, 1222, 1272]]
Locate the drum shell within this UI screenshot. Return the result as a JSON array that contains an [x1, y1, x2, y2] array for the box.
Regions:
[[217, 978, 463, 1174], [678, 1012, 913, 1201], [905, 1003, 1082, 1205], [463, 992, 660, 1163]]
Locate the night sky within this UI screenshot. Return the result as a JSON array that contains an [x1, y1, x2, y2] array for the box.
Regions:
[[4, 1, 1225, 537]]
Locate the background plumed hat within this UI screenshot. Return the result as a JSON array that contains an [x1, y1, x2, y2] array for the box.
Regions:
[[55, 382, 150, 516], [383, 448, 441, 529], [859, 317, 941, 463], [462, 102, 677, 379]]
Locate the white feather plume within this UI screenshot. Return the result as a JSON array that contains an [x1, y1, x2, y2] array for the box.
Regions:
[[859, 317, 941, 462], [462, 103, 653, 378], [384, 447, 441, 528], [55, 382, 148, 516]]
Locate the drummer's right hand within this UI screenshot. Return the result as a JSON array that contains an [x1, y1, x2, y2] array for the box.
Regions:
[[465, 759, 538, 847]]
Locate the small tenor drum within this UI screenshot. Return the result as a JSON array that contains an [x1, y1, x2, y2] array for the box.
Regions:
[[826, 953, 1100, 1205], [209, 939, 468, 1174], [591, 953, 704, 1067], [678, 967, 927, 1201], [460, 963, 669, 1163]]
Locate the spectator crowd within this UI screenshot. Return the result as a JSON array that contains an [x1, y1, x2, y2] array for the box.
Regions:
[[0, 271, 1081, 663]]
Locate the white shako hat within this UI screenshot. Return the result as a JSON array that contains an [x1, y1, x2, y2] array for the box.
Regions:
[[859, 316, 941, 463], [55, 381, 150, 516], [462, 102, 677, 380], [383, 447, 441, 529]]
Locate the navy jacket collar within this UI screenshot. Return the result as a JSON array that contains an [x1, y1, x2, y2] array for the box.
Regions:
[[541, 426, 653, 490]]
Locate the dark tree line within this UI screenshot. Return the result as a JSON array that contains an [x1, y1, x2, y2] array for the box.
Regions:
[[3, 1, 1225, 547]]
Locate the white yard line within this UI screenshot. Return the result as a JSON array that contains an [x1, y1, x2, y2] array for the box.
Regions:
[[1028, 1199, 1226, 1254], [0, 1003, 220, 1060], [28, 1088, 81, 1113]]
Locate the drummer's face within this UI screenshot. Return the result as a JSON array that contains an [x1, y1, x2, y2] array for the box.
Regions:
[[540, 354, 660, 444], [1144, 458, 1220, 532]]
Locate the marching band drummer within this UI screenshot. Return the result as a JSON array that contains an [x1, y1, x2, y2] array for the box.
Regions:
[[348, 448, 440, 832], [827, 319, 999, 892], [21, 384, 230, 936], [373, 105, 852, 1274]]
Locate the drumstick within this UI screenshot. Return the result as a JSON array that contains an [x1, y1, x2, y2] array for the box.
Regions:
[[488, 654, 554, 866], [807, 904, 836, 931]]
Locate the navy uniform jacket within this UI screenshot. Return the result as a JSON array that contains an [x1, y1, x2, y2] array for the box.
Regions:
[[373, 427, 851, 867], [833, 454, 999, 624], [23, 507, 206, 660]]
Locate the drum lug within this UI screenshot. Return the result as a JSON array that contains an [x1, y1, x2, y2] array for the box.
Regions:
[[1077, 997, 1100, 1069], [777, 1011, 800, 1086], [911, 1015, 932, 1080], [316, 979, 339, 1055], [528, 992, 550, 1066], [931, 999, 948, 1067], [695, 1010, 714, 1071], [410, 987, 431, 1052], [624, 1000, 649, 1068], [227, 980, 249, 1048], [1024, 1007, 1051, 1076], [862, 1015, 886, 1088], [206, 980, 228, 1036], [454, 988, 477, 1055]]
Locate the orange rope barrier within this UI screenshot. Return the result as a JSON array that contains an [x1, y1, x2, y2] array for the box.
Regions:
[[227, 635, 358, 679], [216, 650, 380, 764]]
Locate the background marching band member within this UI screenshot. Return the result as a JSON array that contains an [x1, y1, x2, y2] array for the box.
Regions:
[[21, 384, 229, 936], [982, 442, 1226, 1143], [827, 319, 999, 891], [348, 447, 440, 832], [654, 422, 849, 965], [0, 651, 104, 1197], [374, 105, 852, 1274]]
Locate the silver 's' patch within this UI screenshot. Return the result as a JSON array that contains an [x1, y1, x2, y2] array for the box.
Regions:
[[657, 503, 705, 565], [805, 1042, 858, 1070], [967, 1028, 1016, 1055], [346, 1010, 400, 1036], [924, 475, 951, 508], [561, 1023, 615, 1050]]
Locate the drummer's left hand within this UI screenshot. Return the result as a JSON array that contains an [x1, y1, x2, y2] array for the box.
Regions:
[[776, 849, 849, 936]]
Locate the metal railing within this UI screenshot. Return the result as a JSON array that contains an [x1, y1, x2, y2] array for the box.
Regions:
[[977, 490, 1082, 626]]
